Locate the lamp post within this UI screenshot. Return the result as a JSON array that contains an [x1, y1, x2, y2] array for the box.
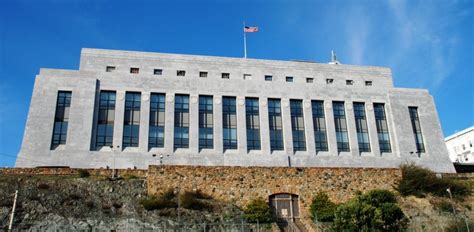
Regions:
[[447, 188, 471, 232]]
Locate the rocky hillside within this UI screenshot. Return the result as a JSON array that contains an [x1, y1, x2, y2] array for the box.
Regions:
[[0, 174, 252, 231]]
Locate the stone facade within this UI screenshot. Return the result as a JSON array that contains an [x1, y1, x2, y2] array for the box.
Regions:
[[147, 165, 401, 228], [16, 48, 455, 173]]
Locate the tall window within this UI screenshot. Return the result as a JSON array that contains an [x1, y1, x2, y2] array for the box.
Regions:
[[123, 92, 141, 148], [199, 96, 213, 149], [223, 97, 237, 150], [290, 100, 306, 151], [354, 102, 370, 152], [374, 103, 391, 153], [333, 102, 350, 152], [51, 91, 71, 149], [409, 107, 425, 153], [174, 95, 189, 149], [246, 98, 261, 150], [149, 93, 165, 148], [312, 100, 328, 152], [268, 99, 284, 151], [96, 91, 115, 148]]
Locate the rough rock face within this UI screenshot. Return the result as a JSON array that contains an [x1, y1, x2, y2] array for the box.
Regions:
[[0, 175, 248, 231]]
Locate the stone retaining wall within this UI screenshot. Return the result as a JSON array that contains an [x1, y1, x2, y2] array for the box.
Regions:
[[147, 165, 402, 228], [0, 167, 147, 177]]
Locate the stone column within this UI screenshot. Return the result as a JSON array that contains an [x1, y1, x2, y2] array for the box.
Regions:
[[366, 103, 381, 156], [189, 95, 199, 154], [281, 98, 294, 155], [164, 93, 175, 155], [214, 95, 224, 155], [324, 101, 338, 156], [259, 97, 271, 156], [237, 96, 247, 155], [113, 90, 125, 150], [345, 101, 359, 156], [139, 92, 150, 152], [303, 99, 316, 155]]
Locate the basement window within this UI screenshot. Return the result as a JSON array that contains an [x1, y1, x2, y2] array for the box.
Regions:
[[286, 76, 293, 82], [130, 67, 139, 74], [177, 70, 186, 76], [365, 81, 373, 86], [346, 80, 354, 85], [199, 71, 208, 78], [326, 78, 334, 84], [106, 66, 116, 72], [306, 78, 314, 83], [222, 73, 230, 79], [154, 69, 162, 75]]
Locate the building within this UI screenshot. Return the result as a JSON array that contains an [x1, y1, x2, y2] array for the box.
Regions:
[[445, 126, 474, 164], [16, 48, 455, 173]]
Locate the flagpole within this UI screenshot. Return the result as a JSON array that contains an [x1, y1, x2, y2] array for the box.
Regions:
[[243, 22, 247, 59]]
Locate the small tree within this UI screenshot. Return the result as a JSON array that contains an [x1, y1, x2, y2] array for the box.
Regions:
[[243, 197, 273, 223], [332, 190, 406, 232], [309, 192, 337, 222]]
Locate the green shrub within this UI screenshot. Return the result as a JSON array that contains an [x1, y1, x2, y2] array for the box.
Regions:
[[397, 164, 469, 198], [37, 183, 49, 190], [243, 197, 273, 223], [432, 199, 453, 213], [139, 195, 176, 211], [359, 189, 397, 207], [78, 169, 90, 178], [69, 193, 81, 200], [332, 190, 406, 232], [123, 174, 138, 179], [179, 191, 210, 210], [309, 192, 337, 222], [162, 188, 176, 201], [85, 201, 94, 209]]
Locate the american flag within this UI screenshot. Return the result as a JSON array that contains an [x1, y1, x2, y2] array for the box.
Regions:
[[244, 26, 259, 33]]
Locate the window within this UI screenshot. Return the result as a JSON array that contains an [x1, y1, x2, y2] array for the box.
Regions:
[[354, 103, 370, 152], [346, 80, 353, 85], [365, 81, 372, 86], [51, 91, 71, 149], [306, 78, 314, 83], [333, 101, 350, 152], [199, 95, 213, 149], [154, 69, 162, 75], [123, 92, 141, 148], [286, 76, 294, 82], [177, 70, 186, 76], [174, 95, 189, 148], [409, 107, 425, 153], [265, 75, 273, 81], [130, 68, 139, 74], [268, 99, 284, 151], [223, 97, 237, 150], [96, 91, 115, 148], [374, 103, 391, 153], [243, 74, 252, 80], [222, 73, 230, 79], [326, 79, 334, 84], [149, 93, 165, 148], [106, 66, 116, 72], [199, 71, 208, 78], [290, 100, 306, 151], [312, 100, 328, 152], [246, 98, 261, 150]]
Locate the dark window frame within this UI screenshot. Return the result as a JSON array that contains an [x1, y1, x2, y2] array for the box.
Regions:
[[268, 99, 284, 151], [223, 96, 237, 150], [51, 91, 72, 149], [149, 93, 166, 148], [96, 91, 115, 148], [199, 95, 213, 149], [333, 101, 350, 152], [123, 92, 141, 148], [290, 99, 306, 151], [246, 97, 261, 150], [354, 102, 371, 152], [174, 94, 190, 149], [374, 103, 392, 153], [312, 100, 328, 152]]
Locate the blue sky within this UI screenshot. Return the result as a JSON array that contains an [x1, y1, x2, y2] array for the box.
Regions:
[[0, 0, 472, 167]]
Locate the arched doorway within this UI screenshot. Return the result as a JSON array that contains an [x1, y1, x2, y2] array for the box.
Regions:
[[269, 193, 299, 220]]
